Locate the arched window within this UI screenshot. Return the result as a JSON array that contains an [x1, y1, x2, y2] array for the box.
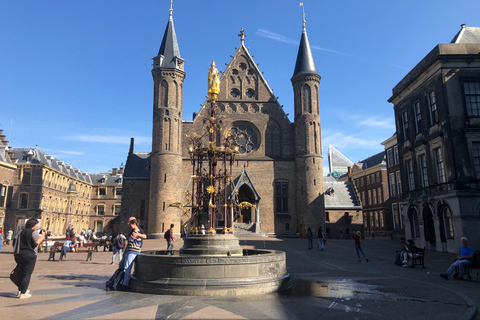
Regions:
[[408, 207, 420, 239], [265, 119, 281, 158], [439, 205, 454, 241], [160, 80, 168, 107], [302, 84, 312, 113]]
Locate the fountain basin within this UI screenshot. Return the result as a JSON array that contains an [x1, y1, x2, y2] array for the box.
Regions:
[[130, 249, 291, 296]]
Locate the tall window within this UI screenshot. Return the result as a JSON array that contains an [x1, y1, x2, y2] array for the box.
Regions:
[[442, 206, 454, 239], [464, 82, 480, 116], [419, 155, 429, 187], [402, 110, 409, 140], [19, 193, 28, 209], [361, 192, 365, 206], [114, 205, 121, 216], [406, 160, 415, 191], [377, 187, 382, 203], [389, 173, 396, 196], [275, 181, 288, 213], [97, 205, 105, 216], [115, 188, 122, 199], [387, 149, 393, 167], [0, 184, 6, 208], [366, 175, 370, 185], [394, 146, 399, 164], [392, 203, 399, 229], [428, 90, 438, 125], [373, 189, 377, 205], [368, 190, 372, 205], [303, 84, 312, 113], [325, 211, 330, 222], [376, 172, 380, 182], [414, 101, 422, 133], [396, 171, 402, 195], [473, 142, 480, 179], [434, 148, 446, 183], [99, 188, 106, 199]]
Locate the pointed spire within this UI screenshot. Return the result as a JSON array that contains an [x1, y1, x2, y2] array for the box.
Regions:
[[156, 0, 184, 70], [292, 3, 318, 77]]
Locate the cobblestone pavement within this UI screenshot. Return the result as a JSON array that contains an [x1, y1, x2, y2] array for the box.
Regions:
[[0, 237, 479, 320]]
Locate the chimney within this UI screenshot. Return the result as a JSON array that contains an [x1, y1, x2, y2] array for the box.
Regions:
[[119, 167, 124, 174], [112, 168, 118, 176]]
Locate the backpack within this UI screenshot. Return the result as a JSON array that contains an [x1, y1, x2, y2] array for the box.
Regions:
[[116, 236, 124, 249], [12, 230, 22, 256], [164, 229, 170, 240], [105, 268, 125, 291]]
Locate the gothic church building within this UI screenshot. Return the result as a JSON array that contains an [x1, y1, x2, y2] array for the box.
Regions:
[[121, 8, 325, 237]]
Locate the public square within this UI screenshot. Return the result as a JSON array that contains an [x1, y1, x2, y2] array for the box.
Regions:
[[1, 236, 479, 320]]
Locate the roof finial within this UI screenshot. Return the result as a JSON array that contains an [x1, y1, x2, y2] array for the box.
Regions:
[[238, 27, 247, 44], [169, 0, 173, 19], [300, 2, 306, 28]]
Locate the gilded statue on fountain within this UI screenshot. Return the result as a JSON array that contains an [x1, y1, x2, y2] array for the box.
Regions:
[[208, 61, 220, 102]]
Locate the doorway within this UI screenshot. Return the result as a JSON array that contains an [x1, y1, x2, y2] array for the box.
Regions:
[[423, 206, 436, 248], [236, 184, 255, 224]]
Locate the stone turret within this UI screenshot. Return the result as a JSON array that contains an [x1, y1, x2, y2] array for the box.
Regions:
[[291, 18, 325, 234], [148, 2, 186, 237]]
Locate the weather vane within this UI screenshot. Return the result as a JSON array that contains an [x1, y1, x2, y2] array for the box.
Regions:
[[300, 2, 306, 28]]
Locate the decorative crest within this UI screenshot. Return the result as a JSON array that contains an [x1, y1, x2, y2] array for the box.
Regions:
[[300, 2, 306, 28], [238, 28, 247, 44]]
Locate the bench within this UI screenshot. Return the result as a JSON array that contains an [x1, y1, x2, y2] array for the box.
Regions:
[[410, 247, 425, 269], [96, 239, 112, 252], [456, 250, 480, 280], [48, 242, 97, 261]]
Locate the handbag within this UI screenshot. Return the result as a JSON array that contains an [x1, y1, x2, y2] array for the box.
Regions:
[[10, 265, 21, 287]]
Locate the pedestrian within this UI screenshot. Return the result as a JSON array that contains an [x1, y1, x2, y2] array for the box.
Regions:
[[58, 238, 78, 262], [165, 224, 175, 255], [317, 227, 325, 250], [440, 237, 474, 280], [87, 228, 93, 240], [0, 229, 3, 251], [6, 228, 13, 246], [111, 230, 126, 265], [13, 218, 46, 298], [118, 217, 146, 291], [306, 228, 313, 250], [352, 231, 368, 262]]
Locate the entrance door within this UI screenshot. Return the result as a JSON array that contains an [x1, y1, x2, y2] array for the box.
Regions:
[[423, 206, 436, 247], [236, 185, 255, 224]]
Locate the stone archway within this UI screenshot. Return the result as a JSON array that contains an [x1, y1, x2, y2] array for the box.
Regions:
[[237, 184, 255, 224], [423, 205, 436, 248]]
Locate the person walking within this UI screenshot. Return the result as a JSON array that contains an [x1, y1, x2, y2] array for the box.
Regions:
[[165, 224, 175, 255], [306, 228, 313, 250], [13, 218, 46, 298], [6, 228, 13, 246], [352, 231, 368, 262], [111, 230, 126, 265], [317, 227, 325, 251], [118, 217, 146, 291]]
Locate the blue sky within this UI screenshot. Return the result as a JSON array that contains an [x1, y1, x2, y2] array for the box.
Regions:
[[1, 0, 479, 174]]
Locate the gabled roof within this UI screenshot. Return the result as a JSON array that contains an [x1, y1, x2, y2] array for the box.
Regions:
[[450, 24, 480, 44], [157, 11, 183, 69], [11, 148, 92, 183], [292, 26, 318, 77], [232, 168, 261, 201], [0, 145, 14, 166], [123, 152, 151, 179], [90, 172, 123, 185], [324, 177, 361, 209], [355, 151, 386, 171]]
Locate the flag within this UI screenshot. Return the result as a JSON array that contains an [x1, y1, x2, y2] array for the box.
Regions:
[[300, 2, 304, 6]]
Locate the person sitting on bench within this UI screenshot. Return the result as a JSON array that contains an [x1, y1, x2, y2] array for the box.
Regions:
[[440, 237, 474, 280], [400, 239, 418, 267], [395, 238, 407, 265], [59, 238, 78, 262]]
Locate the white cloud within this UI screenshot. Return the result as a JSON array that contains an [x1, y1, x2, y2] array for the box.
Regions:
[[358, 116, 395, 129], [256, 29, 356, 57], [62, 135, 151, 145], [322, 132, 382, 152]]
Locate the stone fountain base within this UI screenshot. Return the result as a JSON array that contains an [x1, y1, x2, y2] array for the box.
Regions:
[[130, 235, 290, 296]]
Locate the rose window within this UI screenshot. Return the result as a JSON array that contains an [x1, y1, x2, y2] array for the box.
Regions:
[[227, 123, 258, 154]]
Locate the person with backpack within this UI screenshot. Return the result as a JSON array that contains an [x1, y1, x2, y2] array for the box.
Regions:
[[111, 230, 126, 265], [117, 217, 146, 291]]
